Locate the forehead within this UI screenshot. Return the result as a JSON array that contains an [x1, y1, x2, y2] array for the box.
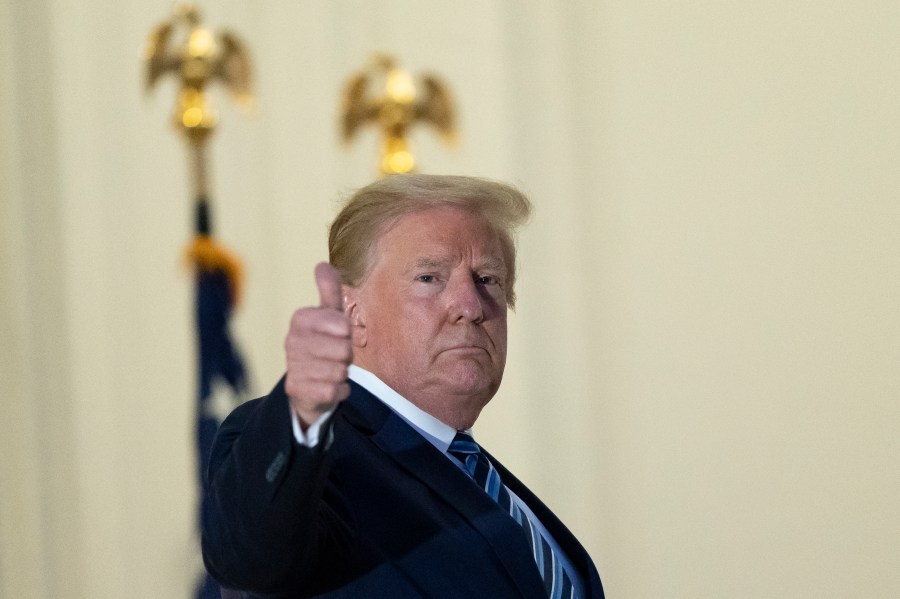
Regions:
[[373, 205, 504, 265]]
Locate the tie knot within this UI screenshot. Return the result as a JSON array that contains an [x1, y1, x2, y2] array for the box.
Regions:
[[449, 431, 480, 457]]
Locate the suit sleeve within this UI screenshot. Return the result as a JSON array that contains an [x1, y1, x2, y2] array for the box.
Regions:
[[200, 377, 341, 593]]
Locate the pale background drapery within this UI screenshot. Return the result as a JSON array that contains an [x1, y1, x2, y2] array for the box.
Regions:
[[1, 1, 898, 597]]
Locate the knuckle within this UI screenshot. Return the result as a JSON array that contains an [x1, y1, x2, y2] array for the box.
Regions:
[[311, 384, 337, 406], [289, 308, 308, 328], [335, 383, 351, 403], [339, 344, 354, 363], [330, 362, 349, 382]]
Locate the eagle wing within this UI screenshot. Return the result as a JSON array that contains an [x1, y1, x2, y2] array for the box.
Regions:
[[144, 21, 177, 92], [340, 71, 376, 143], [217, 30, 254, 107], [416, 74, 457, 143]]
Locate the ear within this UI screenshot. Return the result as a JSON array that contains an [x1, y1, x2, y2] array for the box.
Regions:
[[342, 285, 367, 348]]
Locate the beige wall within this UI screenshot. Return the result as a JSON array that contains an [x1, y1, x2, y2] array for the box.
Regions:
[[1, 1, 898, 597]]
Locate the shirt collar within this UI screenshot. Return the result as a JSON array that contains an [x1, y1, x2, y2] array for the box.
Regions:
[[348, 364, 459, 452]]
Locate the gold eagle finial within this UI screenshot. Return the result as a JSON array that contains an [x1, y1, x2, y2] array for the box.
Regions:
[[340, 53, 457, 175], [144, 3, 253, 145]]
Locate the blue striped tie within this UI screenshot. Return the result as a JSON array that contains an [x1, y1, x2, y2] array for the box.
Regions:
[[449, 432, 575, 599]]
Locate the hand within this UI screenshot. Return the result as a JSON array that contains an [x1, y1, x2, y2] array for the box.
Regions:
[[284, 262, 353, 430]]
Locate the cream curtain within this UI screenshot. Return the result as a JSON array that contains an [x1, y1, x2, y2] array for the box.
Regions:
[[2, 1, 898, 597]]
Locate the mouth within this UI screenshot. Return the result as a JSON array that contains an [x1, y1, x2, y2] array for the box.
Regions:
[[442, 345, 488, 355]]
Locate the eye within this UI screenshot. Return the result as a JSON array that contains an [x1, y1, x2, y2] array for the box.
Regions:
[[475, 274, 499, 286], [416, 274, 436, 283]]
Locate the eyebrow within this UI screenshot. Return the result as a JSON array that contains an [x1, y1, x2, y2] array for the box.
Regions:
[[412, 256, 507, 273], [413, 257, 450, 270]]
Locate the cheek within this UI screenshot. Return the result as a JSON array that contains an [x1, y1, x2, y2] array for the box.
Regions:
[[376, 306, 426, 350], [494, 324, 509, 360], [491, 314, 508, 340], [494, 332, 508, 359]]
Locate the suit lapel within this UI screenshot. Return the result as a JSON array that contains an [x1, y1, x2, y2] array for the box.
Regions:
[[488, 450, 605, 598], [342, 384, 548, 599]]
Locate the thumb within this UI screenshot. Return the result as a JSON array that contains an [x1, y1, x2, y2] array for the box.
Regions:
[[315, 262, 343, 311]]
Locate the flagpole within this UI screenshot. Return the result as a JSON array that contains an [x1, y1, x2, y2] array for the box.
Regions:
[[144, 6, 253, 598], [191, 143, 212, 235]]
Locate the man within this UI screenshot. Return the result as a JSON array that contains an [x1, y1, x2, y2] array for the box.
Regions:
[[202, 174, 604, 598]]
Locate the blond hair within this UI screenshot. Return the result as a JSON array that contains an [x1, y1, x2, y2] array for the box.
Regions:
[[329, 174, 532, 306]]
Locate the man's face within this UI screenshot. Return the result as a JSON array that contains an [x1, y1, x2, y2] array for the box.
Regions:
[[346, 205, 509, 430]]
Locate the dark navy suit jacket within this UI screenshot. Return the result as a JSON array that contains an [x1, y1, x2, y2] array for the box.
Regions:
[[202, 379, 604, 598]]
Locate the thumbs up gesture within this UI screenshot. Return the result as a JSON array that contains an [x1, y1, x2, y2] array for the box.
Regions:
[[284, 262, 353, 430]]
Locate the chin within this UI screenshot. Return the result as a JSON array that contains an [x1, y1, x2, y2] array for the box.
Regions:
[[452, 411, 483, 432], [422, 380, 497, 430], [447, 359, 501, 392], [447, 378, 499, 418], [446, 375, 498, 401]]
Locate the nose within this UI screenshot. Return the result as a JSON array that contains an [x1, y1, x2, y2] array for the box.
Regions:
[[446, 274, 485, 324]]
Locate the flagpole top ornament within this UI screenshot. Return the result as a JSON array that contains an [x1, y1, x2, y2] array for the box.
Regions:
[[340, 53, 457, 176], [144, 3, 254, 147]]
